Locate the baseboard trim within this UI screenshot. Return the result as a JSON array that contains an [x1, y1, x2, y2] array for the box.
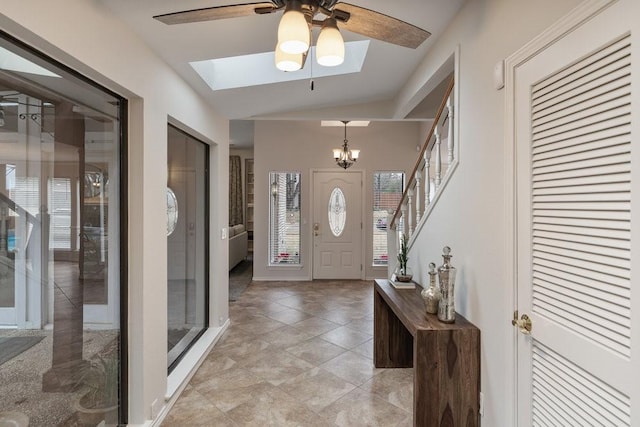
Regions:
[[251, 276, 311, 281], [148, 320, 230, 427]]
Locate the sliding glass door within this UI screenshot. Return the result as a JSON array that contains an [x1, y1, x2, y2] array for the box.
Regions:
[[0, 33, 125, 425], [167, 125, 208, 371]]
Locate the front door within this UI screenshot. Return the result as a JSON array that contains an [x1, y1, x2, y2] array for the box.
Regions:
[[0, 97, 48, 328], [312, 170, 363, 279], [512, 1, 638, 425]]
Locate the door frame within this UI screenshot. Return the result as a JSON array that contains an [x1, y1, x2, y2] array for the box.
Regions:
[[309, 168, 365, 280], [504, 0, 618, 424]]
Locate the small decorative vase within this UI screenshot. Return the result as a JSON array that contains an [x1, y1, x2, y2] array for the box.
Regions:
[[394, 265, 413, 282], [421, 262, 441, 314], [437, 246, 457, 323]]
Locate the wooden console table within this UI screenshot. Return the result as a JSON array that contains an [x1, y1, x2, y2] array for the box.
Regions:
[[374, 279, 480, 427]]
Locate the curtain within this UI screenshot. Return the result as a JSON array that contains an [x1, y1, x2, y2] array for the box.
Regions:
[[229, 155, 243, 226]]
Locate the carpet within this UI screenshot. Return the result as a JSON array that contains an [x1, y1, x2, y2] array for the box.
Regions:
[[229, 258, 252, 301], [0, 336, 45, 366]]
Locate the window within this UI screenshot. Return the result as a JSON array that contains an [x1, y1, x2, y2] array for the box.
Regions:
[[166, 187, 178, 236], [373, 171, 404, 266], [328, 187, 346, 237], [0, 33, 125, 425], [48, 178, 72, 249], [269, 172, 301, 265], [167, 125, 209, 372]]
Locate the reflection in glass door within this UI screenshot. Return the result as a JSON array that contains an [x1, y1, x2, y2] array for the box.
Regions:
[[167, 125, 208, 371], [0, 34, 125, 426]]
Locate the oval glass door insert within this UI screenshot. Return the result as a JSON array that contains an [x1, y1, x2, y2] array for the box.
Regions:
[[166, 187, 179, 236], [328, 187, 347, 237]]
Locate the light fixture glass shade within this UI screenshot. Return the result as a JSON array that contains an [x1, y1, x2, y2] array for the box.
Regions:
[[275, 44, 303, 71], [277, 3, 310, 54], [333, 121, 359, 169], [316, 18, 345, 67]]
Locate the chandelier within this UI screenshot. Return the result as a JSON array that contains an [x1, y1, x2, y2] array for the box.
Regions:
[[275, 0, 345, 72], [333, 121, 360, 169]]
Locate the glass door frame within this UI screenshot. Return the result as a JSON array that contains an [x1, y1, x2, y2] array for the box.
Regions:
[[166, 124, 210, 373], [0, 29, 129, 424]]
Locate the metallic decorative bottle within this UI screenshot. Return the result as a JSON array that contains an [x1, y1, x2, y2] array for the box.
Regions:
[[437, 246, 457, 323], [421, 262, 441, 314]]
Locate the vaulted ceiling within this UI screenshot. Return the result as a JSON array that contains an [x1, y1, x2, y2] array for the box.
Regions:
[[99, 0, 465, 121]]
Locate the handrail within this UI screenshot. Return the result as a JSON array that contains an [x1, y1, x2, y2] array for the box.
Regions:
[[0, 192, 39, 224], [390, 77, 454, 231]]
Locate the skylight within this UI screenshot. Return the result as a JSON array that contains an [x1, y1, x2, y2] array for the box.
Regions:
[[190, 40, 369, 91], [321, 121, 370, 127]]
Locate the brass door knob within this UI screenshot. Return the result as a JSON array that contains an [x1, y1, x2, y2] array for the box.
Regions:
[[512, 313, 532, 334]]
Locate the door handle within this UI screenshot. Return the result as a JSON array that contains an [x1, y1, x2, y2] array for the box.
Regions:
[[511, 311, 532, 335]]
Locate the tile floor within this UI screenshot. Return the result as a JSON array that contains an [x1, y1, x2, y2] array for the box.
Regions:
[[162, 280, 414, 426]]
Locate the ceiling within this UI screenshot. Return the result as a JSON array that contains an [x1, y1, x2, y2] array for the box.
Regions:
[[98, 0, 465, 122]]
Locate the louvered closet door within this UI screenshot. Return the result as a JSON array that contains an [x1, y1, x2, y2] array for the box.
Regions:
[[514, 1, 638, 425]]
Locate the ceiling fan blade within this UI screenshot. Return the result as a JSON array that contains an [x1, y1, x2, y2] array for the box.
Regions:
[[154, 2, 278, 25], [334, 3, 430, 49]]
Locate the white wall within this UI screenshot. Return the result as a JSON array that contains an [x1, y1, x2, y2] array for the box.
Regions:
[[395, 0, 581, 426], [253, 120, 421, 281], [0, 1, 229, 425]]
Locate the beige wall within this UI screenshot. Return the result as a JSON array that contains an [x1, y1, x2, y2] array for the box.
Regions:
[[396, 0, 582, 425], [253, 120, 422, 281], [0, 1, 229, 424]]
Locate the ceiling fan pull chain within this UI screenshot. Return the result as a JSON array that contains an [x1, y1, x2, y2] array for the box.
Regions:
[[310, 49, 314, 91]]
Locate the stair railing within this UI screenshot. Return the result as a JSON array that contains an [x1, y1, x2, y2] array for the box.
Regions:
[[388, 78, 455, 278]]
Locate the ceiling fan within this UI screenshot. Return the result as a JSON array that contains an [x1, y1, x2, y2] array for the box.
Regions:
[[154, 0, 431, 71]]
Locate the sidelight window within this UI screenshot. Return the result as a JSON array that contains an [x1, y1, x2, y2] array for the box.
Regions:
[[373, 171, 404, 266], [268, 172, 300, 265]]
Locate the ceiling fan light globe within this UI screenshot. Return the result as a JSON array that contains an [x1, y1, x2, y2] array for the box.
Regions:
[[280, 41, 308, 55], [278, 8, 310, 54], [275, 44, 303, 71], [318, 54, 344, 67], [276, 58, 302, 72], [316, 19, 345, 67]]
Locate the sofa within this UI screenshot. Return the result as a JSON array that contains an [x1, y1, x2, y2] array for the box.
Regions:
[[228, 224, 248, 270]]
